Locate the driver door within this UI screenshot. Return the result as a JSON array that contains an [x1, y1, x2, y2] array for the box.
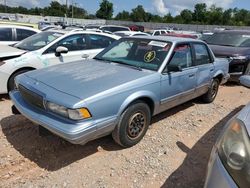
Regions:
[[159, 43, 198, 112]]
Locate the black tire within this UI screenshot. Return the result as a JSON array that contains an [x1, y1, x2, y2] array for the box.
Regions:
[[8, 69, 31, 92], [201, 78, 220, 103], [112, 101, 151, 147]]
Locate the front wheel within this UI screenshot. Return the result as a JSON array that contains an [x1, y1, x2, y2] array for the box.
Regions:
[[112, 101, 151, 147], [201, 78, 220, 103]]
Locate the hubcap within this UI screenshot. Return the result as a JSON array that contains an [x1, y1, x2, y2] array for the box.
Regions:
[[127, 112, 146, 140], [211, 81, 218, 98]]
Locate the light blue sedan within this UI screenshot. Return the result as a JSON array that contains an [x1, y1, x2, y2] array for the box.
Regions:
[[204, 75, 250, 188], [10, 36, 229, 147]]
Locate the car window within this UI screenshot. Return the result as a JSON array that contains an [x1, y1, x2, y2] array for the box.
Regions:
[[161, 31, 167, 35], [46, 34, 88, 53], [16, 29, 36, 41], [96, 38, 171, 71], [193, 43, 211, 65], [0, 28, 12, 41], [154, 31, 161, 36], [15, 31, 62, 51], [88, 34, 115, 49], [166, 44, 192, 70]]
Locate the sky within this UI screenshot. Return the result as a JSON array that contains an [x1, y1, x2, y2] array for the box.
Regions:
[[5, 0, 250, 16]]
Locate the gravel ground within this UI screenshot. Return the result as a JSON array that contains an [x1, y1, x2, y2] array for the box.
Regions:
[[0, 85, 249, 188]]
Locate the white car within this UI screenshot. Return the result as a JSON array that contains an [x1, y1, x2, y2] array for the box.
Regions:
[[0, 30, 120, 94], [0, 25, 40, 45], [146, 29, 170, 36], [114, 31, 150, 37]]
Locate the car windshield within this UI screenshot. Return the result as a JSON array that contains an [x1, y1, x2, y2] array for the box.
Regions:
[[206, 32, 250, 47], [94, 38, 171, 71], [14, 31, 63, 51]]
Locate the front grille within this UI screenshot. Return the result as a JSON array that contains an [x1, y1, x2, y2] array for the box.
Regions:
[[19, 85, 44, 109]]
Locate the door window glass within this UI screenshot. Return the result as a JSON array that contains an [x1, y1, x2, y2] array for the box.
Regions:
[[167, 44, 192, 69], [88, 34, 115, 49], [0, 28, 12, 41], [16, 29, 36, 41], [194, 43, 211, 65]]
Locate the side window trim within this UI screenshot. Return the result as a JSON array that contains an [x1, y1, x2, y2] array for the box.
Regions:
[[191, 42, 213, 66], [162, 42, 194, 73]]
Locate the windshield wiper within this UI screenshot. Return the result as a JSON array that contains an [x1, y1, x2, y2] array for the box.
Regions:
[[111, 60, 142, 71], [93, 57, 112, 63]]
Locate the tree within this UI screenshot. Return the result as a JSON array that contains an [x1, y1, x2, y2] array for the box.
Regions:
[[207, 5, 223, 25], [222, 9, 233, 25], [193, 3, 207, 23], [115, 11, 130, 20], [180, 9, 193, 24], [130, 5, 147, 22], [96, 0, 113, 19], [163, 13, 174, 23]]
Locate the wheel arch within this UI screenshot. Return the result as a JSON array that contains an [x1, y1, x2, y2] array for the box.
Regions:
[[7, 67, 36, 91], [118, 91, 159, 118]]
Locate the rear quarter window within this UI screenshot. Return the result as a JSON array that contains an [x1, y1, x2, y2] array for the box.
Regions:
[[0, 28, 13, 41]]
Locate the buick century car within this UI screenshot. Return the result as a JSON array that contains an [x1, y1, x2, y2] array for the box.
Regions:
[[204, 75, 250, 188], [10, 36, 229, 147]]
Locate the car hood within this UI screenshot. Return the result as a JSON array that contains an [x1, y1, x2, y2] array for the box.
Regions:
[[208, 44, 250, 58], [26, 60, 154, 100], [0, 45, 26, 60]]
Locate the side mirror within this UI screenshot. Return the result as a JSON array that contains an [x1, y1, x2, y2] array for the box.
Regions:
[[239, 75, 250, 88], [55, 46, 68, 57], [167, 64, 182, 72]]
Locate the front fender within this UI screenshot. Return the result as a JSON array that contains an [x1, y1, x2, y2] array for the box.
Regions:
[[117, 90, 159, 118]]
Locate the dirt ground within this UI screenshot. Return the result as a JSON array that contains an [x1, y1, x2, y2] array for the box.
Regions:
[[0, 85, 249, 188]]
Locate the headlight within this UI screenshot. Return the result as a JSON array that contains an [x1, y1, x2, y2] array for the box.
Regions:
[[218, 119, 250, 187], [47, 102, 91, 120]]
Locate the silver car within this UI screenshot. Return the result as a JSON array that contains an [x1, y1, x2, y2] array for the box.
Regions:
[[10, 36, 229, 147], [204, 75, 250, 188]]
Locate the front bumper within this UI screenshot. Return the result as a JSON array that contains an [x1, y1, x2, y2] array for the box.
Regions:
[[0, 71, 10, 94], [10, 91, 117, 145], [221, 73, 230, 84], [204, 147, 237, 188]]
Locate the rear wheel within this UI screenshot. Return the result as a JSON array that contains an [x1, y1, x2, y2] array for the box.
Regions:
[[201, 78, 220, 103], [112, 101, 151, 147], [8, 69, 31, 92]]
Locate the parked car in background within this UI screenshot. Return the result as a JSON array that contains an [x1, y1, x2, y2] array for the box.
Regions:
[[206, 30, 250, 81], [204, 75, 250, 188], [0, 25, 40, 45], [146, 29, 170, 36], [128, 25, 144, 32], [163, 32, 198, 39], [99, 25, 131, 33], [0, 30, 120, 93], [38, 21, 52, 30], [114, 31, 150, 37], [10, 36, 229, 148], [200, 31, 214, 41]]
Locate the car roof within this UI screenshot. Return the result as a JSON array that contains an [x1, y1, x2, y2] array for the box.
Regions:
[[0, 24, 40, 32], [100, 25, 129, 28], [215, 30, 250, 34], [46, 29, 121, 39], [128, 35, 202, 43]]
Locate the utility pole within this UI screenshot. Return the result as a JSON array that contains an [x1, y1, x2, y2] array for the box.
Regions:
[[4, 0, 7, 13], [71, 0, 74, 24]]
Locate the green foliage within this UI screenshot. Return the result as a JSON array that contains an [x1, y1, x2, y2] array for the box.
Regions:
[[96, 0, 113, 19], [1, 1, 250, 26]]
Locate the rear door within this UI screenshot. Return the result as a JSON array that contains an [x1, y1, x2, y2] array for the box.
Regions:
[[192, 42, 215, 95], [160, 43, 198, 111]]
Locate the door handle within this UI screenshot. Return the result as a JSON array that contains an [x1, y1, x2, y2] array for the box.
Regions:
[[82, 54, 89, 59], [210, 68, 214, 72], [189, 74, 195, 78]]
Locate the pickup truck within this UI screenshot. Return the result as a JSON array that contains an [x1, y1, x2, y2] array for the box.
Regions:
[[10, 36, 230, 147]]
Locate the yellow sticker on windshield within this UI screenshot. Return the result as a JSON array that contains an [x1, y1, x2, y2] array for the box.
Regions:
[[144, 51, 156, 63]]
